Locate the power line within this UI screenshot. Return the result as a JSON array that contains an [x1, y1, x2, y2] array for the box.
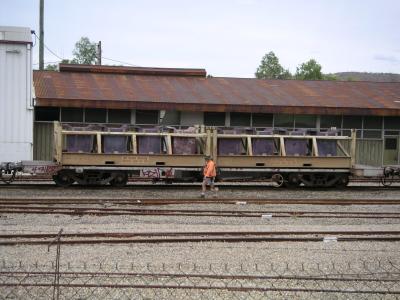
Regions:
[[33, 32, 65, 61], [31, 34, 140, 68], [33, 61, 61, 66], [102, 56, 140, 67]]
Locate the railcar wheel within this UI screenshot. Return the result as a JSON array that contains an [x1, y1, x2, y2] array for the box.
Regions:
[[53, 171, 75, 187], [301, 173, 337, 188], [335, 174, 349, 188], [271, 174, 284, 188], [284, 181, 300, 188], [381, 167, 395, 187], [381, 175, 394, 187], [284, 174, 301, 188], [110, 172, 128, 187]]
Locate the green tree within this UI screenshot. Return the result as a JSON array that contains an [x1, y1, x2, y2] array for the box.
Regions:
[[255, 51, 292, 79], [44, 59, 71, 71], [71, 37, 97, 64], [295, 59, 323, 80], [322, 73, 337, 81], [44, 64, 58, 71]]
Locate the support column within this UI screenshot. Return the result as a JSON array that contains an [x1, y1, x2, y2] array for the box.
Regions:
[[225, 112, 230, 127], [130, 109, 136, 125]]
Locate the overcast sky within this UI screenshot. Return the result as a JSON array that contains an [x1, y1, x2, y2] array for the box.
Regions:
[[2, 0, 400, 77]]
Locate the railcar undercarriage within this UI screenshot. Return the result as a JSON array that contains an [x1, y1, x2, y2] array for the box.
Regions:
[[50, 166, 350, 188]]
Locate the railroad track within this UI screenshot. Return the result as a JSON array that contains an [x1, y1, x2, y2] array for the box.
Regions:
[[1, 197, 400, 205], [9, 175, 397, 181], [1, 183, 399, 190], [1, 231, 400, 245], [2, 270, 397, 283], [1, 205, 400, 218]]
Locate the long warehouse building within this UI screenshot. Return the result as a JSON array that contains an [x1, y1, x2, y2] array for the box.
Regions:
[[33, 64, 400, 166]]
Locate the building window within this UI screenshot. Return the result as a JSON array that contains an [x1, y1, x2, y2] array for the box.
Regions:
[[363, 116, 382, 129], [342, 115, 362, 129], [320, 115, 342, 129], [204, 112, 225, 126], [294, 115, 316, 128], [230, 113, 251, 126], [385, 138, 397, 150], [108, 109, 131, 124], [61, 108, 83, 123], [136, 110, 159, 125], [342, 129, 362, 138], [252, 113, 273, 127], [385, 131, 399, 136], [274, 114, 294, 128], [35, 107, 60, 121], [85, 108, 107, 123], [160, 110, 180, 125], [363, 130, 382, 138], [384, 117, 400, 130]]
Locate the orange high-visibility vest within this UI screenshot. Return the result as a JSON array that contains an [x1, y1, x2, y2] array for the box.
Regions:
[[203, 160, 216, 177]]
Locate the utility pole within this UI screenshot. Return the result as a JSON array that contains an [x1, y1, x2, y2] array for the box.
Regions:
[[39, 0, 44, 70], [96, 41, 102, 65]]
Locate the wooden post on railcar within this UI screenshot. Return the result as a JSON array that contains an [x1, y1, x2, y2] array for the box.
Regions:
[[350, 129, 357, 167], [247, 136, 253, 156], [53, 121, 62, 163], [312, 137, 319, 157], [205, 128, 211, 157], [200, 125, 205, 134], [131, 133, 137, 154], [279, 136, 286, 156], [96, 133, 102, 154], [166, 134, 172, 155], [212, 127, 218, 163]]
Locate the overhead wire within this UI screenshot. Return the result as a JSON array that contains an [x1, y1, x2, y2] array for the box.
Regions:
[[31, 32, 140, 67], [101, 56, 140, 67], [32, 32, 65, 61], [33, 61, 61, 66]]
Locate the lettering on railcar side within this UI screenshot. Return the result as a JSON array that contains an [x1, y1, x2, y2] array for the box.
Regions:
[[121, 156, 151, 163]]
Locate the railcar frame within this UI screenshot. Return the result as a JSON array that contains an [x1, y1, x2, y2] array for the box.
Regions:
[[51, 122, 356, 188]]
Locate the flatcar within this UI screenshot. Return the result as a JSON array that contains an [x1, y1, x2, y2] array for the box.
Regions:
[[43, 122, 356, 188], [3, 122, 395, 187]]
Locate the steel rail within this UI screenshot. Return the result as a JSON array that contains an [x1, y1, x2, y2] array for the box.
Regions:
[[0, 206, 399, 218], [0, 184, 399, 191], [0, 201, 398, 206], [0, 282, 398, 295], [2, 230, 400, 239], [1, 197, 400, 206], [2, 231, 400, 245], [2, 205, 400, 215], [1, 270, 399, 283], [2, 236, 400, 246], [9, 174, 400, 182]]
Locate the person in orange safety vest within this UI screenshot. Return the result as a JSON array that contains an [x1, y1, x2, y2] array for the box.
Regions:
[[201, 156, 218, 198]]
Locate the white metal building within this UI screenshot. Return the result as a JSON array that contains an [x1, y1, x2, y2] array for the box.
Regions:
[[0, 26, 33, 162]]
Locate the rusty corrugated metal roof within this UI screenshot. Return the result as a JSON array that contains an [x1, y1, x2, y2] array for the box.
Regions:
[[33, 68, 400, 116], [58, 64, 207, 77]]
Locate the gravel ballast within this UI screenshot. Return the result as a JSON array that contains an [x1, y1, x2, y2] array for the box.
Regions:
[[1, 185, 400, 298]]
